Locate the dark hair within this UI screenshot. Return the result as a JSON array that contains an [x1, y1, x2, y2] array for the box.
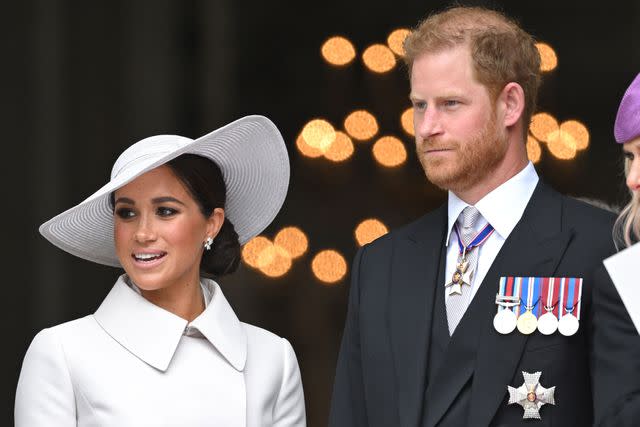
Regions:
[[166, 154, 241, 277]]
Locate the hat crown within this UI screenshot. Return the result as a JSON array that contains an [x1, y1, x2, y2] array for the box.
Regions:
[[111, 135, 193, 179], [614, 73, 640, 144]]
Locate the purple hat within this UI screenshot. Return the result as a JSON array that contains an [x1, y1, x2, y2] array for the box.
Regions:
[[614, 73, 640, 144]]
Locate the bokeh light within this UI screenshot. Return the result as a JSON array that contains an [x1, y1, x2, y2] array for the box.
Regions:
[[242, 236, 274, 268], [355, 219, 389, 246], [321, 36, 356, 66], [296, 133, 324, 158], [362, 44, 396, 73], [312, 250, 348, 284], [258, 245, 292, 278], [560, 120, 589, 150], [526, 135, 542, 164], [274, 227, 309, 259], [344, 110, 379, 141], [547, 129, 577, 160], [536, 42, 558, 72], [324, 131, 354, 162], [529, 112, 559, 142], [401, 107, 414, 136], [301, 119, 336, 151], [387, 28, 410, 56], [372, 136, 407, 167]]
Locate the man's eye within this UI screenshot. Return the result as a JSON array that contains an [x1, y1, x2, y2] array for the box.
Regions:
[[115, 208, 135, 219], [413, 101, 427, 110], [444, 100, 460, 107], [157, 207, 178, 217]]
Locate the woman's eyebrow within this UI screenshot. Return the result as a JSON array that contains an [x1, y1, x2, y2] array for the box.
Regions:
[[114, 197, 135, 205], [152, 196, 186, 206]]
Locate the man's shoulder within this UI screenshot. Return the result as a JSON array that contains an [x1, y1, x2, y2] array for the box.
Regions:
[[363, 206, 445, 252]]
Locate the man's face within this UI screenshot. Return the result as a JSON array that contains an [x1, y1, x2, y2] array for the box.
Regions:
[[410, 45, 508, 194]]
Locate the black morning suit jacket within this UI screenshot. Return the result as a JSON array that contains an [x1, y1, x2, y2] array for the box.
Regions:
[[328, 181, 640, 427]]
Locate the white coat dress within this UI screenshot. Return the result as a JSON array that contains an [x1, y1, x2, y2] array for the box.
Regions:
[[15, 275, 306, 426]]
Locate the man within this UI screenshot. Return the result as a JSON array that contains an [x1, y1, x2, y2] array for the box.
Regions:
[[329, 6, 640, 427]]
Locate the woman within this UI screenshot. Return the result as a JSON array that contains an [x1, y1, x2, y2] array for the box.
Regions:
[[15, 116, 306, 426], [614, 73, 640, 248]]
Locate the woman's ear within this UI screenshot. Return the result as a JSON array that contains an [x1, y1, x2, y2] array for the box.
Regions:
[[206, 208, 225, 240]]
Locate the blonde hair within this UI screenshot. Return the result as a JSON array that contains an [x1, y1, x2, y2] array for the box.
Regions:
[[403, 6, 541, 137], [614, 158, 640, 249]]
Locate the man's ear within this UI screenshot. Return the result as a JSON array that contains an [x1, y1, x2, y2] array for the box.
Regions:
[[499, 82, 525, 128]]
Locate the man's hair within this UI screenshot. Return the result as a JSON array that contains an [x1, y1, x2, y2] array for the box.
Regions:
[[403, 6, 541, 136]]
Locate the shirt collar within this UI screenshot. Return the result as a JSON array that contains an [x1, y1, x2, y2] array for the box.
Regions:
[[446, 162, 539, 245], [94, 275, 247, 372]]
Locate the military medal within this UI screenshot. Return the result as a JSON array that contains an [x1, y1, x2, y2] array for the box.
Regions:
[[493, 277, 521, 334], [445, 222, 495, 296], [558, 278, 583, 337], [508, 371, 556, 419], [537, 278, 560, 335], [516, 277, 541, 335]]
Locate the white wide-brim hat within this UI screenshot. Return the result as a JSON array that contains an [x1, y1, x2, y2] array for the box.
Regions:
[[39, 115, 289, 267]]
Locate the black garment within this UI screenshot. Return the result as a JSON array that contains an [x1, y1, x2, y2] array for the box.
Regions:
[[328, 181, 640, 427]]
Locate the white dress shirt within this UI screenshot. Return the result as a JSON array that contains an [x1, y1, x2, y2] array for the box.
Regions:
[[15, 275, 306, 427], [444, 162, 539, 303]]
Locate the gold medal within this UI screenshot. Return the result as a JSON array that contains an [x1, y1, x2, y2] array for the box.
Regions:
[[516, 310, 538, 335]]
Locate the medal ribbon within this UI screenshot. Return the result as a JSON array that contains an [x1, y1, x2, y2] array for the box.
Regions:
[[497, 277, 515, 312], [540, 277, 561, 318], [561, 277, 583, 320], [454, 222, 495, 255], [519, 277, 540, 316]]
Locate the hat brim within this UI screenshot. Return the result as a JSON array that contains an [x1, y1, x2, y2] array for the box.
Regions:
[[39, 115, 290, 267]]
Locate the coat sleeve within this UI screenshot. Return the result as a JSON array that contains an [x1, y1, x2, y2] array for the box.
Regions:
[[590, 264, 640, 426], [329, 246, 368, 427], [272, 338, 306, 427], [15, 328, 77, 427]]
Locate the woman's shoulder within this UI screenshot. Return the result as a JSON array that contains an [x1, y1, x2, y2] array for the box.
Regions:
[[240, 321, 298, 361]]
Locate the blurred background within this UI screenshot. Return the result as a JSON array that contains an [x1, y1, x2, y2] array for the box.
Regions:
[[5, 0, 640, 425]]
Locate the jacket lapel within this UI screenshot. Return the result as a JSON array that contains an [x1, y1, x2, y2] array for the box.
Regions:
[[389, 206, 447, 427], [423, 182, 574, 427]]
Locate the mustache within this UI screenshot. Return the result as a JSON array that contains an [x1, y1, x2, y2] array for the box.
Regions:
[[418, 137, 459, 151]]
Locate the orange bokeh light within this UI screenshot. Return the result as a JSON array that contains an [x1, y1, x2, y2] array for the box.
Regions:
[[372, 136, 407, 167], [274, 227, 309, 259], [242, 236, 274, 268], [301, 119, 336, 151], [529, 112, 559, 142], [324, 131, 354, 162], [526, 135, 542, 164], [362, 44, 396, 73], [344, 110, 379, 141], [355, 219, 389, 246], [536, 42, 558, 72], [560, 120, 589, 150], [387, 28, 410, 56], [312, 250, 348, 284], [401, 107, 414, 136], [296, 133, 324, 158], [321, 36, 356, 66], [546, 129, 577, 160], [258, 245, 292, 278]]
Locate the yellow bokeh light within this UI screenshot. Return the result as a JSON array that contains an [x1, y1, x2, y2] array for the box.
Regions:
[[401, 107, 414, 136], [362, 44, 396, 73], [560, 120, 589, 150], [296, 133, 324, 158], [258, 245, 292, 278], [301, 119, 336, 151], [547, 129, 577, 160], [242, 236, 273, 268], [274, 227, 309, 259], [312, 250, 348, 284], [344, 110, 379, 141], [529, 112, 559, 142], [536, 42, 558, 72], [321, 36, 356, 66], [372, 136, 407, 167], [324, 131, 354, 162], [355, 219, 389, 246], [387, 28, 410, 56], [526, 135, 542, 164]]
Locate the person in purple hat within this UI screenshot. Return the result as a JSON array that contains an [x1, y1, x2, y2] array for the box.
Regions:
[[614, 73, 640, 248]]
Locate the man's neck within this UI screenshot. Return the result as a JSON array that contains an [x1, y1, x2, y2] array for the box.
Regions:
[[454, 157, 529, 205]]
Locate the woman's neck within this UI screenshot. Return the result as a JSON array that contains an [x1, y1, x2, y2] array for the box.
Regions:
[[136, 278, 205, 322]]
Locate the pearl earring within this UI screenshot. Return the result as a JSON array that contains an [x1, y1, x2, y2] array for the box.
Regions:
[[204, 237, 214, 251]]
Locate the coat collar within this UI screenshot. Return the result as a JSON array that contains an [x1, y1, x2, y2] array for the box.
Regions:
[[94, 275, 247, 372]]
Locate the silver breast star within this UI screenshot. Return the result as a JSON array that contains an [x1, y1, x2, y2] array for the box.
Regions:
[[507, 371, 555, 419], [445, 261, 473, 295]]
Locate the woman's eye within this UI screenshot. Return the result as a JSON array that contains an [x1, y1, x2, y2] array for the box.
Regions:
[[157, 207, 178, 217], [115, 208, 135, 219], [624, 151, 635, 161]]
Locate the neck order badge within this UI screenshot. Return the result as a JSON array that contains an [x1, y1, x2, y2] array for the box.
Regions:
[[494, 277, 582, 336], [445, 223, 495, 295]]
